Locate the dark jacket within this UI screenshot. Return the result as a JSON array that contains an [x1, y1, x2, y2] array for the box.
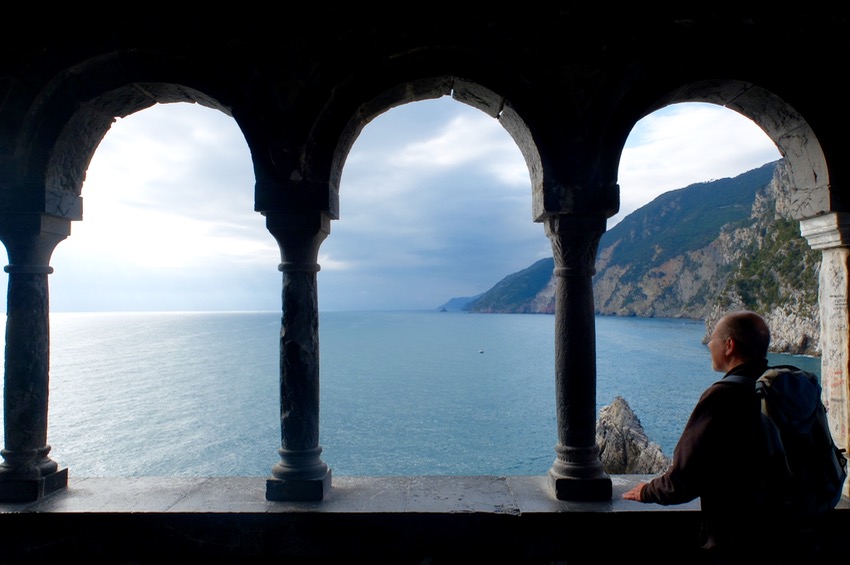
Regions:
[[640, 359, 769, 556]]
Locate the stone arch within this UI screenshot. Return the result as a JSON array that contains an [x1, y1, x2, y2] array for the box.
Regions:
[[8, 52, 240, 221], [641, 80, 831, 220], [312, 70, 632, 228], [324, 77, 542, 202], [607, 79, 849, 473], [606, 80, 831, 344], [287, 53, 573, 224]]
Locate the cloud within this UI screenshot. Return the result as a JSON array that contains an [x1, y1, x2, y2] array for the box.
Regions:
[[2, 98, 781, 313], [321, 99, 545, 310], [84, 104, 260, 223], [393, 111, 530, 184], [615, 103, 781, 227]]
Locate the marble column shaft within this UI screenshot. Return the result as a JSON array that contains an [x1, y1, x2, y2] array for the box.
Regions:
[[544, 214, 612, 501], [264, 210, 332, 501], [0, 216, 69, 500]]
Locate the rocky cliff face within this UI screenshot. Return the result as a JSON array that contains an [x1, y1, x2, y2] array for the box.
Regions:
[[596, 396, 670, 474], [700, 164, 820, 354], [514, 161, 820, 355]]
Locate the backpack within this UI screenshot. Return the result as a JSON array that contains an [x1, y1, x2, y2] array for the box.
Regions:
[[724, 365, 848, 522]]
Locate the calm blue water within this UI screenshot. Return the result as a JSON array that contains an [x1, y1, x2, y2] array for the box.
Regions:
[[1, 311, 820, 477]]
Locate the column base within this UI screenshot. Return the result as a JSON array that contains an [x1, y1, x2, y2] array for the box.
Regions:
[[0, 467, 68, 502], [548, 468, 612, 501], [266, 468, 332, 501]]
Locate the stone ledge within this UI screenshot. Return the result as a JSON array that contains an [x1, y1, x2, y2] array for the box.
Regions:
[[0, 475, 846, 562], [0, 474, 699, 514]]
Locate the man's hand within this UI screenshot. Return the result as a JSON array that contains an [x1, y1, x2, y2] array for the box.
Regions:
[[622, 482, 647, 501]]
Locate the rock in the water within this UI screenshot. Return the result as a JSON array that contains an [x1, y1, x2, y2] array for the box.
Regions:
[[596, 396, 671, 474]]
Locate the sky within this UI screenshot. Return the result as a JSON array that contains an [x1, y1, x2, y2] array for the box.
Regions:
[[6, 98, 782, 313]]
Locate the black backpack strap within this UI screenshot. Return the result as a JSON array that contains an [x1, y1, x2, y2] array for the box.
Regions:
[[721, 374, 755, 386], [719, 365, 803, 391], [717, 373, 766, 400]]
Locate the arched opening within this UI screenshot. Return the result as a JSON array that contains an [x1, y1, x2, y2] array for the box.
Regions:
[[318, 95, 556, 475], [49, 103, 278, 313], [597, 101, 820, 470], [2, 102, 284, 476]]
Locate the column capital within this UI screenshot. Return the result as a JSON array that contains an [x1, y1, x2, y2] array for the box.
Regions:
[[800, 212, 850, 250], [262, 209, 332, 235], [0, 213, 71, 267], [544, 214, 607, 277], [255, 180, 340, 221], [543, 213, 607, 237], [263, 209, 332, 268]]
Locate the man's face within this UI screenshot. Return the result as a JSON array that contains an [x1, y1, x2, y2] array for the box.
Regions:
[[707, 321, 728, 372]]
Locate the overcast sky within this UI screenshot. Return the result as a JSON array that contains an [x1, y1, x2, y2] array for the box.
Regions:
[[6, 98, 781, 313]]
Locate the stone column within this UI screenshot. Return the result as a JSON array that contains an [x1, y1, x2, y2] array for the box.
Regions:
[[545, 214, 612, 501], [800, 212, 850, 497], [0, 214, 69, 501], [264, 210, 332, 501]]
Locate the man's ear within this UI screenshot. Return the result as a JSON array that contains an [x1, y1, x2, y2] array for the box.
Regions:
[[724, 337, 736, 357]]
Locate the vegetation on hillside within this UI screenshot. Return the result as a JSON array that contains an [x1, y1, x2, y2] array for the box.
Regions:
[[720, 218, 819, 311], [460, 159, 820, 347], [602, 162, 777, 283], [466, 257, 554, 312]]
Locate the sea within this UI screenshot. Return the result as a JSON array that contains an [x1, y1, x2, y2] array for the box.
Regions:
[[1, 310, 821, 478]]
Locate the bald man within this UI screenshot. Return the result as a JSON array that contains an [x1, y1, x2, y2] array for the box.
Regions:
[[623, 311, 780, 563]]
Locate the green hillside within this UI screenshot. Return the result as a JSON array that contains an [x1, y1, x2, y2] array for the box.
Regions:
[[464, 257, 554, 312], [459, 159, 818, 332], [601, 161, 776, 282]]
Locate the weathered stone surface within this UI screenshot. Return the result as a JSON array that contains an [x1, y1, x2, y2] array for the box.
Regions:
[[596, 396, 671, 475]]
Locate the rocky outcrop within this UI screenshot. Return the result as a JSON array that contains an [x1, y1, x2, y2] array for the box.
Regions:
[[596, 396, 670, 474]]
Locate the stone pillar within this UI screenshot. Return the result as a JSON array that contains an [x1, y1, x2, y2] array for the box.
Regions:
[[0, 214, 70, 501], [800, 212, 850, 497], [264, 210, 332, 501], [545, 214, 612, 501]]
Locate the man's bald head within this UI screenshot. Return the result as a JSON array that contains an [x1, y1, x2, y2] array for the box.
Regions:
[[713, 311, 771, 362]]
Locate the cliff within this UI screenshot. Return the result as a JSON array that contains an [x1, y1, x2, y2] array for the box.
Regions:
[[700, 164, 820, 353], [458, 160, 821, 355]]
